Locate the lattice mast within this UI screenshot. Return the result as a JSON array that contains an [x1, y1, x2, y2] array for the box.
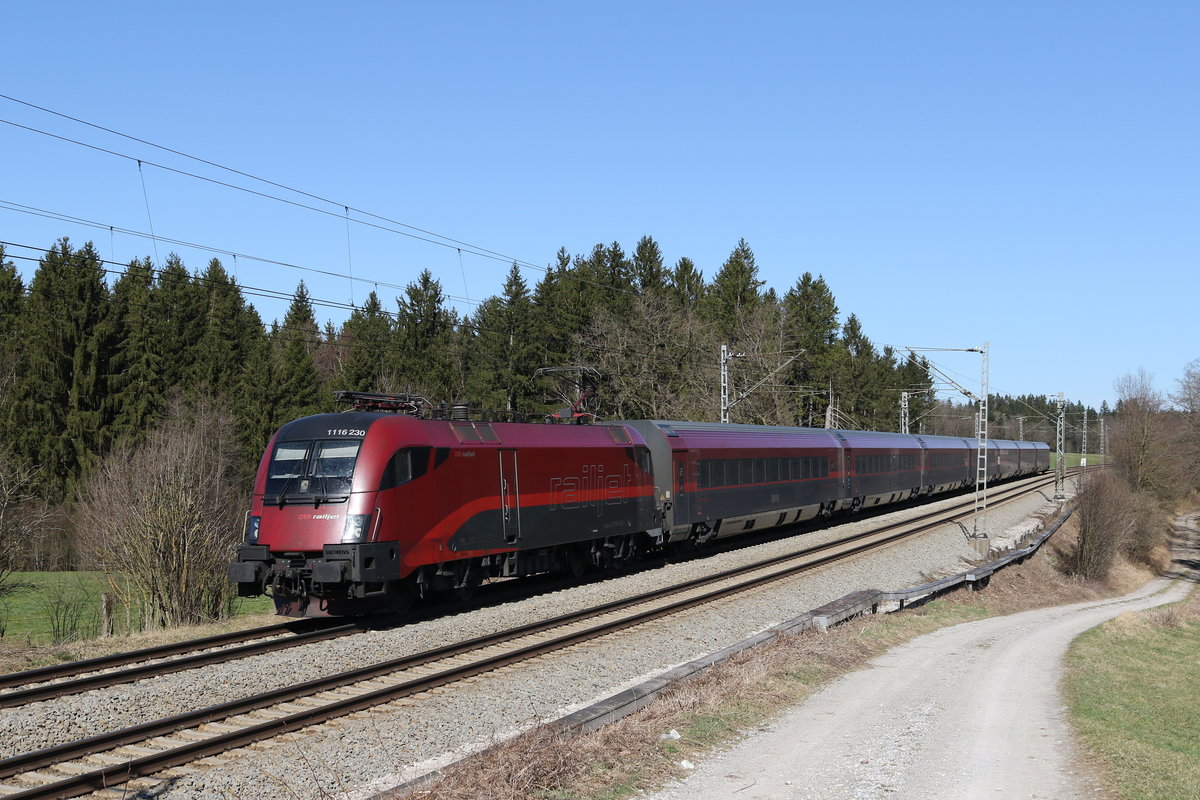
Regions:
[[1054, 392, 1066, 500], [1081, 407, 1088, 471], [972, 342, 989, 538]]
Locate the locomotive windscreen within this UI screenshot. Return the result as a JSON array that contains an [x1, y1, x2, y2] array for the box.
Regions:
[[265, 439, 361, 501]]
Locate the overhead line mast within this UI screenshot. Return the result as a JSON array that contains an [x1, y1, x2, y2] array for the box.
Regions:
[[1053, 392, 1067, 501], [906, 343, 989, 542]]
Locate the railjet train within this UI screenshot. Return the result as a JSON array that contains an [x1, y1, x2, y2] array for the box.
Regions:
[[229, 393, 1049, 616]]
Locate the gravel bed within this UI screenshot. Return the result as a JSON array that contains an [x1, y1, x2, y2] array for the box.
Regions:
[[0, 487, 1066, 798]]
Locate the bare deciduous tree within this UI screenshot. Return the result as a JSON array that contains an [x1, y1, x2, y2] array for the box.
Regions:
[[77, 398, 246, 627], [576, 292, 719, 421], [0, 454, 51, 600], [1110, 369, 1182, 501], [1172, 358, 1200, 487]]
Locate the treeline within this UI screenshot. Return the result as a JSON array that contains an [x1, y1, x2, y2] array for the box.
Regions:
[[0, 235, 962, 508], [931, 394, 1101, 452]]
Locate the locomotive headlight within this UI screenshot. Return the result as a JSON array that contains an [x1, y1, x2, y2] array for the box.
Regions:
[[246, 515, 262, 544], [341, 514, 372, 543]]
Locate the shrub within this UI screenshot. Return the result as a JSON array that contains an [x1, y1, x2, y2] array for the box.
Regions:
[[1072, 472, 1133, 581], [77, 398, 245, 627]]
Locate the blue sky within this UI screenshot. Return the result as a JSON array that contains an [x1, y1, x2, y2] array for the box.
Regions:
[[2, 2, 1196, 414]]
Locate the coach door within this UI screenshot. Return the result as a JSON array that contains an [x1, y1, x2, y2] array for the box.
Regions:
[[499, 449, 521, 543], [670, 449, 688, 530]]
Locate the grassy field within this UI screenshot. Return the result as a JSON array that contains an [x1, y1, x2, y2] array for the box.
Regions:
[[0, 571, 274, 644], [1064, 592, 1200, 800], [1050, 452, 1105, 469]]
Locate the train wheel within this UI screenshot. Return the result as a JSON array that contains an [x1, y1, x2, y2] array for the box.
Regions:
[[565, 545, 589, 579], [384, 580, 414, 614], [453, 561, 483, 603]]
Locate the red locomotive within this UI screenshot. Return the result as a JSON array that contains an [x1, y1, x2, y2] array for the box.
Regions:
[[229, 392, 1049, 616]]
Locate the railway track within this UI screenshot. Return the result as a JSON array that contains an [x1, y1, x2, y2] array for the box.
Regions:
[[0, 618, 371, 709], [0, 468, 1074, 708], [0, 472, 1065, 800]]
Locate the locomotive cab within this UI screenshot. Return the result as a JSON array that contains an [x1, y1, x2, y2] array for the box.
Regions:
[[229, 412, 420, 616]]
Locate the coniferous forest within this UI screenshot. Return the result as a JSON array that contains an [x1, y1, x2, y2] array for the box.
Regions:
[[0, 235, 1100, 623]]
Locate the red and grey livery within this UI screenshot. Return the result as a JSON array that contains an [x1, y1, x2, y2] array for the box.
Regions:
[[229, 411, 1049, 617]]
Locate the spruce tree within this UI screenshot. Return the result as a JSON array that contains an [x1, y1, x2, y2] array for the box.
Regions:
[[234, 314, 279, 469], [704, 238, 764, 340], [395, 270, 456, 400], [632, 235, 666, 292], [0, 246, 25, 442], [0, 246, 23, 367], [782, 272, 841, 426], [275, 281, 322, 420], [0, 245, 21, 347], [107, 257, 163, 448], [152, 254, 206, 391], [193, 258, 256, 398], [465, 264, 540, 414], [832, 313, 886, 428], [530, 248, 581, 378], [897, 353, 935, 432], [338, 290, 394, 392], [668, 256, 705, 308], [8, 239, 111, 501]]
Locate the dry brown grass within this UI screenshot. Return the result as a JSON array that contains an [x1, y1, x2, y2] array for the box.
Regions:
[[407, 623, 889, 800], [407, 522, 1140, 800]]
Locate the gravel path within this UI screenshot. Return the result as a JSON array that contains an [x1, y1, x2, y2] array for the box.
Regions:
[[0, 486, 1063, 798], [640, 575, 1189, 800]]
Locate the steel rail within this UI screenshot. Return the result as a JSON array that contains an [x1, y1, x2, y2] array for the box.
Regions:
[[0, 621, 365, 708], [0, 473, 1061, 798], [0, 618, 346, 691]]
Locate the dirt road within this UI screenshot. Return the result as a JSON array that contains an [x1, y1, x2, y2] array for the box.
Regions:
[[645, 576, 1190, 800]]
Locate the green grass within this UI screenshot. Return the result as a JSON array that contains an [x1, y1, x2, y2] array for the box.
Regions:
[[1064, 603, 1200, 800], [0, 571, 274, 643], [1050, 452, 1104, 469]]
